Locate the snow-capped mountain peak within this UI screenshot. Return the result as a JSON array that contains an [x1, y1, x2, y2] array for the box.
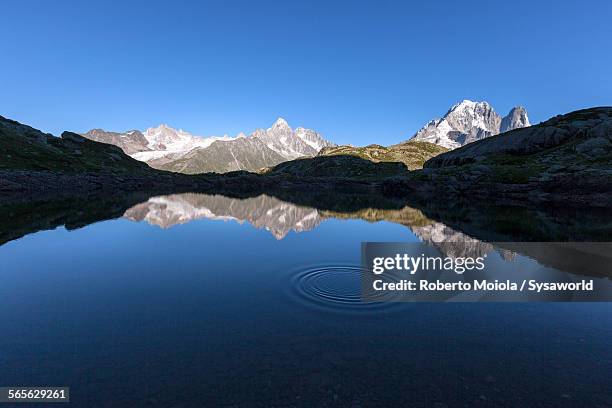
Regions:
[[143, 124, 195, 150], [124, 124, 236, 161], [242, 117, 336, 160], [270, 117, 291, 131], [450, 99, 479, 110], [452, 99, 489, 108], [295, 127, 331, 151], [411, 100, 530, 149]]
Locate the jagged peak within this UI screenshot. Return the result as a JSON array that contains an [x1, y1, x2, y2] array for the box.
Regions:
[[443, 100, 497, 123], [455, 99, 477, 106], [270, 117, 290, 130], [149, 123, 185, 132], [502, 106, 531, 129], [450, 99, 475, 111], [450, 99, 492, 111], [507, 106, 527, 114], [145, 123, 194, 136], [145, 123, 168, 133]]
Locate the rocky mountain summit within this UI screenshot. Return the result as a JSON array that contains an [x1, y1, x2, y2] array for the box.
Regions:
[[81, 118, 334, 174], [251, 118, 332, 160], [82, 128, 150, 155], [501, 106, 530, 133], [410, 100, 530, 149]]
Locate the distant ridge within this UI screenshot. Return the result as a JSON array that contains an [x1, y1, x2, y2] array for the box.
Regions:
[[81, 118, 335, 174]]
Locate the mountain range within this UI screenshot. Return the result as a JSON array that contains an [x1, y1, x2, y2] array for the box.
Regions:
[[409, 100, 530, 149], [2, 105, 611, 209], [80, 100, 529, 174], [82, 118, 335, 174]]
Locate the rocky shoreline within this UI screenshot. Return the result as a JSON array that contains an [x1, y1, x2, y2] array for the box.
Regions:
[[0, 169, 380, 205], [382, 171, 612, 208], [2, 166, 610, 209]]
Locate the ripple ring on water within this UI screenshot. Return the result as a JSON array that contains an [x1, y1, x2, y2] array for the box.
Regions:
[[288, 264, 403, 312]]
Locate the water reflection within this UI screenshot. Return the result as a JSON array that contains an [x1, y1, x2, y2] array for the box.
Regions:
[[124, 193, 322, 239], [120, 193, 612, 280], [2, 191, 611, 279], [123, 193, 480, 245]]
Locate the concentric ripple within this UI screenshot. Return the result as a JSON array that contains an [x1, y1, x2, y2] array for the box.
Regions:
[[288, 264, 404, 313]]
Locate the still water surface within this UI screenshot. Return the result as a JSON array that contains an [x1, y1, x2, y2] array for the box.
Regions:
[[0, 193, 611, 407]]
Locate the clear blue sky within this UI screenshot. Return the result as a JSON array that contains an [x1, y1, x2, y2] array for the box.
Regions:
[[1, 0, 610, 145]]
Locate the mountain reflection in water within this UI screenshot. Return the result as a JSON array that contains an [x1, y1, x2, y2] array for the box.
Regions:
[[123, 193, 484, 246], [2, 191, 611, 279], [120, 193, 612, 280], [2, 193, 612, 407], [124, 194, 322, 239]]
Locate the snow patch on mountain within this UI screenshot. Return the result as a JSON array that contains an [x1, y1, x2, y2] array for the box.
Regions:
[[136, 124, 235, 160]]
